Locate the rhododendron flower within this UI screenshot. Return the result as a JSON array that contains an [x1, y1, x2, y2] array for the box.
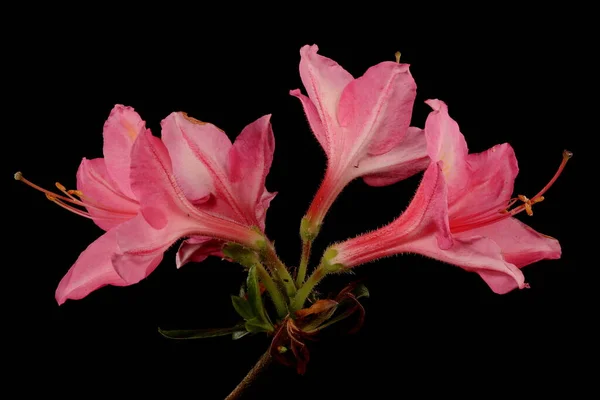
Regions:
[[110, 128, 265, 285], [291, 45, 430, 237], [16, 105, 145, 304], [16, 106, 268, 304], [160, 113, 276, 267], [329, 100, 568, 294]]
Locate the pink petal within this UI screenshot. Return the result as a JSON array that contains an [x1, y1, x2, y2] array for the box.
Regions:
[[448, 143, 518, 218], [359, 127, 430, 186], [290, 89, 329, 153], [338, 61, 417, 156], [333, 163, 452, 267], [113, 214, 177, 284], [298, 45, 353, 149], [404, 235, 526, 294], [460, 218, 561, 268], [114, 130, 262, 283], [161, 112, 253, 223], [76, 157, 139, 231], [55, 229, 127, 305], [161, 112, 231, 204], [102, 105, 148, 199], [424, 99, 469, 195], [228, 114, 275, 228], [255, 190, 277, 231], [176, 236, 224, 268]]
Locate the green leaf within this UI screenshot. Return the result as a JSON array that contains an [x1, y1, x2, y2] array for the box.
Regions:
[[246, 265, 272, 327], [232, 331, 251, 340], [158, 325, 245, 340], [231, 295, 254, 320], [352, 284, 370, 299], [245, 317, 274, 333]]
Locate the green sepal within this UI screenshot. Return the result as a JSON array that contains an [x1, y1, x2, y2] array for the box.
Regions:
[[245, 317, 274, 333], [158, 325, 245, 340], [322, 247, 344, 273], [223, 243, 260, 269], [246, 265, 273, 328], [300, 216, 320, 242]]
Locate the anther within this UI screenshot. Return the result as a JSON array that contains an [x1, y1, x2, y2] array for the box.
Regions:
[[395, 51, 401, 63], [14, 171, 22, 181], [68, 190, 84, 198]]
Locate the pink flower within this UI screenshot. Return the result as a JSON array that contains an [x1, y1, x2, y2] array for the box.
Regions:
[[16, 105, 145, 304], [159, 112, 276, 267], [291, 45, 429, 237], [109, 128, 265, 284], [329, 100, 569, 294], [17, 106, 267, 304]]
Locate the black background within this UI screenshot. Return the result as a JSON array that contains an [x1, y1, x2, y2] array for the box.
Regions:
[[8, 8, 591, 399]]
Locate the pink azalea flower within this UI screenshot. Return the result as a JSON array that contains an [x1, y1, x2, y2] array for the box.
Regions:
[[329, 100, 569, 294], [160, 112, 276, 267], [109, 127, 265, 284], [291, 45, 430, 236], [17, 106, 266, 304], [16, 105, 145, 304]]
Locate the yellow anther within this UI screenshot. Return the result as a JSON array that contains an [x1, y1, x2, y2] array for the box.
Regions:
[[395, 51, 401, 63], [14, 171, 22, 181], [55, 182, 66, 191], [45, 193, 57, 201], [531, 196, 544, 205], [68, 190, 84, 197], [517, 194, 539, 216]]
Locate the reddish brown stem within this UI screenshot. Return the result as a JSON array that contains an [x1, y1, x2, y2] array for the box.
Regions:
[[225, 350, 272, 400]]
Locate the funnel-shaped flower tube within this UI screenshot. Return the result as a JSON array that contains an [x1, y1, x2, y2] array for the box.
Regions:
[[291, 45, 429, 240], [328, 100, 566, 294], [160, 113, 276, 268]]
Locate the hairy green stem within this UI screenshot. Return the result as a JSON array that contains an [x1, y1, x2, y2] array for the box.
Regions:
[[261, 241, 297, 298], [295, 239, 312, 287], [255, 263, 288, 319], [291, 262, 328, 311]]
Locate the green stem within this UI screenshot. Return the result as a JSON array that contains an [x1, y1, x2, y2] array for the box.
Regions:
[[295, 239, 312, 287], [291, 262, 328, 311], [261, 241, 297, 298], [255, 263, 288, 319]]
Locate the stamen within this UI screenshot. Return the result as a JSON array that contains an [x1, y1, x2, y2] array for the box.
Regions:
[[14, 172, 136, 220], [452, 150, 571, 233], [56, 182, 78, 201], [452, 198, 518, 224], [67, 190, 84, 198], [517, 195, 533, 216], [395, 51, 401, 63], [506, 150, 572, 217], [530, 150, 572, 201]]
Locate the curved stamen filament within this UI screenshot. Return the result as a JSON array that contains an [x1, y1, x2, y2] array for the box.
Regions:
[[451, 197, 518, 226], [451, 150, 572, 233], [15, 172, 137, 219]]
